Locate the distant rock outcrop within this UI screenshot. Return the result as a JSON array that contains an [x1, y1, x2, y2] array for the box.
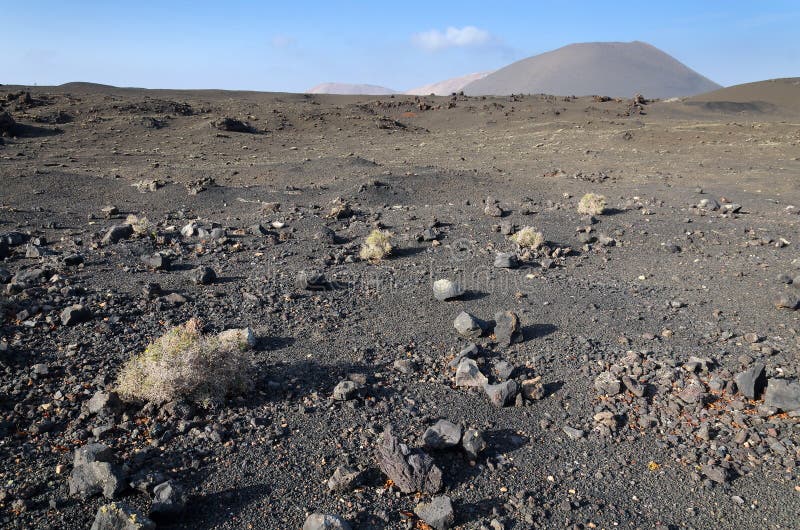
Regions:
[[306, 83, 397, 95], [406, 71, 492, 96], [463, 41, 721, 98]]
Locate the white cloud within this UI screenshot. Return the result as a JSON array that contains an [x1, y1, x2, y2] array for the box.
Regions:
[[412, 26, 493, 51]]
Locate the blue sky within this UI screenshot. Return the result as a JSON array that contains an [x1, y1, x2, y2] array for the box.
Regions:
[[3, 1, 798, 91]]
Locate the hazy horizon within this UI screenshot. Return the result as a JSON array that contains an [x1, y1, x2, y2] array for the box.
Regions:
[[3, 1, 799, 92]]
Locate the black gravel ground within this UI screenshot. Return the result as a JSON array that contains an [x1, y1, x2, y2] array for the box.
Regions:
[[0, 85, 799, 529]]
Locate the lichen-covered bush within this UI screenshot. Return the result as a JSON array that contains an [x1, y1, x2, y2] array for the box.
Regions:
[[510, 226, 544, 250], [116, 319, 253, 406], [577, 193, 607, 215], [359, 229, 393, 261]]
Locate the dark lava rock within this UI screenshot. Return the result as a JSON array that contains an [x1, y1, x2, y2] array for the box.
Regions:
[[621, 375, 646, 397], [74, 444, 114, 467], [0, 111, 15, 135], [462, 429, 486, 460], [63, 253, 85, 266], [595, 371, 621, 396], [735, 363, 767, 399], [296, 271, 328, 290], [332, 380, 361, 401], [91, 502, 155, 530], [86, 391, 122, 416], [677, 381, 707, 404], [3, 231, 28, 246], [61, 304, 90, 326], [191, 266, 216, 285], [313, 226, 337, 244], [453, 311, 487, 339], [763, 379, 800, 411], [141, 253, 170, 270], [562, 426, 586, 440], [414, 495, 455, 530], [102, 224, 133, 245], [213, 117, 258, 133], [69, 461, 126, 499], [375, 425, 442, 494], [701, 464, 731, 484], [521, 377, 545, 400], [149, 481, 186, 518], [422, 420, 462, 449], [302, 513, 352, 530], [494, 310, 522, 346], [327, 466, 361, 492], [493, 252, 518, 268], [0, 240, 8, 260], [455, 358, 488, 387], [484, 380, 518, 407]]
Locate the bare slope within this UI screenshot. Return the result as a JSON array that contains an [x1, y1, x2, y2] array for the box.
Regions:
[[306, 82, 397, 95], [463, 41, 721, 98], [406, 71, 492, 96], [683, 77, 800, 115]]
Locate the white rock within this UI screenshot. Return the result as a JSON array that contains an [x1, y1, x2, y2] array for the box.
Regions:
[[217, 328, 257, 350], [433, 279, 463, 301]]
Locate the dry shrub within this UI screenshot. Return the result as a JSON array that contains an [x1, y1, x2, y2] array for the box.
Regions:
[[116, 319, 253, 406], [577, 193, 607, 215], [359, 229, 393, 261], [125, 214, 153, 235], [510, 226, 544, 250]]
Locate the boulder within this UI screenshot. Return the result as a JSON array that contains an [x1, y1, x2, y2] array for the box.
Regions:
[[764, 379, 800, 411], [61, 304, 90, 326], [375, 425, 442, 494], [453, 311, 487, 339], [414, 495, 455, 530], [493, 310, 522, 346], [102, 224, 133, 245], [149, 481, 186, 517], [455, 359, 488, 387], [735, 363, 767, 399], [484, 380, 518, 407], [422, 420, 462, 449]]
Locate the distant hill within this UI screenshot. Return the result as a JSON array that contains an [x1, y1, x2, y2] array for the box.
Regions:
[[306, 83, 397, 95], [406, 72, 493, 96], [463, 41, 721, 98], [683, 77, 800, 115]]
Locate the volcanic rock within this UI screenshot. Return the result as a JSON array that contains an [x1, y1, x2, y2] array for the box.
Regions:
[[422, 420, 462, 449], [414, 495, 455, 530], [454, 311, 487, 338], [375, 425, 442, 494]]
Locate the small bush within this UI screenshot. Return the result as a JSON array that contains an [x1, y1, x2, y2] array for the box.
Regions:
[[578, 193, 607, 215], [116, 319, 253, 406], [510, 226, 544, 250], [125, 214, 153, 236], [360, 229, 393, 261]]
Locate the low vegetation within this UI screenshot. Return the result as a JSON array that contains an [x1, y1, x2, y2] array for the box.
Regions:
[[510, 226, 544, 250], [116, 319, 253, 406], [577, 193, 607, 215], [360, 229, 393, 261], [125, 214, 153, 236]]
